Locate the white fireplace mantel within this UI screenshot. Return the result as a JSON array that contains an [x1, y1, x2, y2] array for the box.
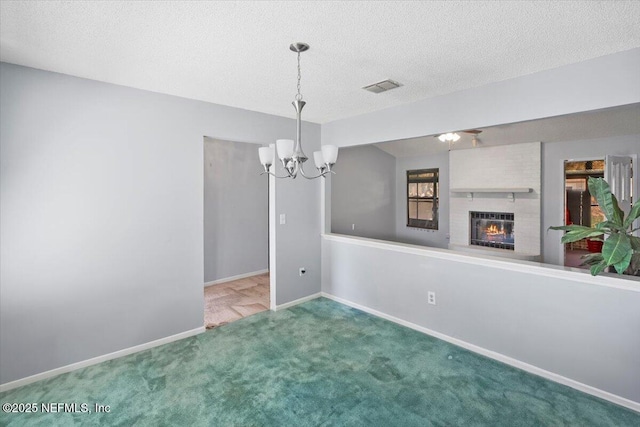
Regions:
[[450, 187, 532, 202]]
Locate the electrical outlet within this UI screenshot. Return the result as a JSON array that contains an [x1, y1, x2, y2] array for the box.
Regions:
[[351, 224, 355, 230], [428, 291, 436, 305], [299, 267, 306, 276]]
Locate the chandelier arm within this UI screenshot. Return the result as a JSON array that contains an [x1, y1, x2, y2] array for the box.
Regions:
[[280, 158, 298, 178], [298, 163, 326, 180], [260, 171, 294, 179], [284, 164, 297, 178]]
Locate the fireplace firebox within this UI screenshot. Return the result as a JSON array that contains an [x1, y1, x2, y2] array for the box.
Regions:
[[470, 211, 514, 250]]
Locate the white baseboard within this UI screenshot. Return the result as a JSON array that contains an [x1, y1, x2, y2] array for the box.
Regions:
[[274, 292, 322, 311], [0, 326, 205, 393], [204, 269, 269, 287], [321, 292, 640, 413]]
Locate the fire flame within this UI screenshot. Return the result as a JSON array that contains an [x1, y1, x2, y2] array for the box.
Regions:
[[485, 224, 504, 235]]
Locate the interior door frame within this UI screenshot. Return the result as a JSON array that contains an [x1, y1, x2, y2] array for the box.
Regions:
[[559, 156, 605, 267], [559, 154, 638, 267], [202, 136, 276, 312], [628, 154, 639, 238], [268, 159, 276, 310]]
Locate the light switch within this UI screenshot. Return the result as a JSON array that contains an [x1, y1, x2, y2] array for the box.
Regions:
[[279, 214, 286, 225]]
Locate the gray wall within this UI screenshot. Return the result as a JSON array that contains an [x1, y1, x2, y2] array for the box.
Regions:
[[320, 48, 640, 404], [330, 147, 449, 248], [203, 138, 268, 283], [322, 237, 640, 403], [322, 48, 640, 148], [395, 151, 450, 248], [331, 145, 396, 240], [273, 126, 323, 305], [0, 62, 321, 384], [542, 134, 640, 265]]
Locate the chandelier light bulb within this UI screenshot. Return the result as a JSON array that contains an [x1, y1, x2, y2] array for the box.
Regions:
[[259, 146, 275, 166], [276, 139, 294, 160], [321, 145, 339, 165], [313, 151, 325, 169]]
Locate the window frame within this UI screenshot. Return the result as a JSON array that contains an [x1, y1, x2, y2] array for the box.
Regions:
[[406, 168, 439, 230]]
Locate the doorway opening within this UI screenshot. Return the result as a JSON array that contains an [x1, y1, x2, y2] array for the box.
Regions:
[[563, 159, 605, 269], [562, 155, 636, 269], [203, 137, 270, 329], [204, 272, 269, 329]]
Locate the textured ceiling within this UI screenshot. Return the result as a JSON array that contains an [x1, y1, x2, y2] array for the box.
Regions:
[[375, 103, 640, 158], [1, 1, 640, 123]]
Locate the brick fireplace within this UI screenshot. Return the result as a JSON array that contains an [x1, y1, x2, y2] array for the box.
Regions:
[[449, 142, 541, 260]]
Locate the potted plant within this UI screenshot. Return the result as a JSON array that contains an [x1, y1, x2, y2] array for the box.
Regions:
[[586, 238, 603, 253], [550, 177, 640, 276]]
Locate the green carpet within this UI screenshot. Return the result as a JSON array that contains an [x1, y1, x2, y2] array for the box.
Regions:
[[1, 298, 638, 426]]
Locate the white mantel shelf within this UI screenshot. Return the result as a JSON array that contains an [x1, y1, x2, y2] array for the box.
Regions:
[[450, 188, 532, 202], [450, 188, 532, 193]]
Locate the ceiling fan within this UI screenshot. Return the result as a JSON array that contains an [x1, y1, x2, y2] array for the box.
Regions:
[[463, 129, 482, 147], [436, 129, 483, 148]]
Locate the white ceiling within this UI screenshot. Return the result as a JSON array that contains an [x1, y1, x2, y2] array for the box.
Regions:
[[1, 1, 639, 124], [374, 103, 640, 157]]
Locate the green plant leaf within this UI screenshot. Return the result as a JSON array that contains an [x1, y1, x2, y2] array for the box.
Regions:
[[548, 224, 604, 243], [580, 253, 604, 266], [612, 249, 633, 274], [590, 260, 608, 276], [562, 231, 604, 244], [588, 177, 624, 226], [549, 224, 600, 233], [601, 233, 631, 266], [611, 195, 625, 227], [549, 225, 580, 231], [623, 202, 640, 230], [595, 221, 623, 232], [550, 177, 636, 277]]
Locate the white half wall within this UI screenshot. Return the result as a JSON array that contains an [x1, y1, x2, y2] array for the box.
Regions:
[[321, 234, 640, 405]]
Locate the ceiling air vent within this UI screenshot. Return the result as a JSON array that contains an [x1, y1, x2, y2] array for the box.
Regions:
[[362, 79, 402, 94]]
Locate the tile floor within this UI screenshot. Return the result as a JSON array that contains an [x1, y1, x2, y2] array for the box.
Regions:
[[204, 273, 269, 329]]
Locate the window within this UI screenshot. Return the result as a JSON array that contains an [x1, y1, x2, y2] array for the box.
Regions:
[[407, 168, 439, 230]]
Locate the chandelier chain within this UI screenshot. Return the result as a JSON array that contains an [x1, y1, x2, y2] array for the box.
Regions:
[[295, 51, 303, 101]]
